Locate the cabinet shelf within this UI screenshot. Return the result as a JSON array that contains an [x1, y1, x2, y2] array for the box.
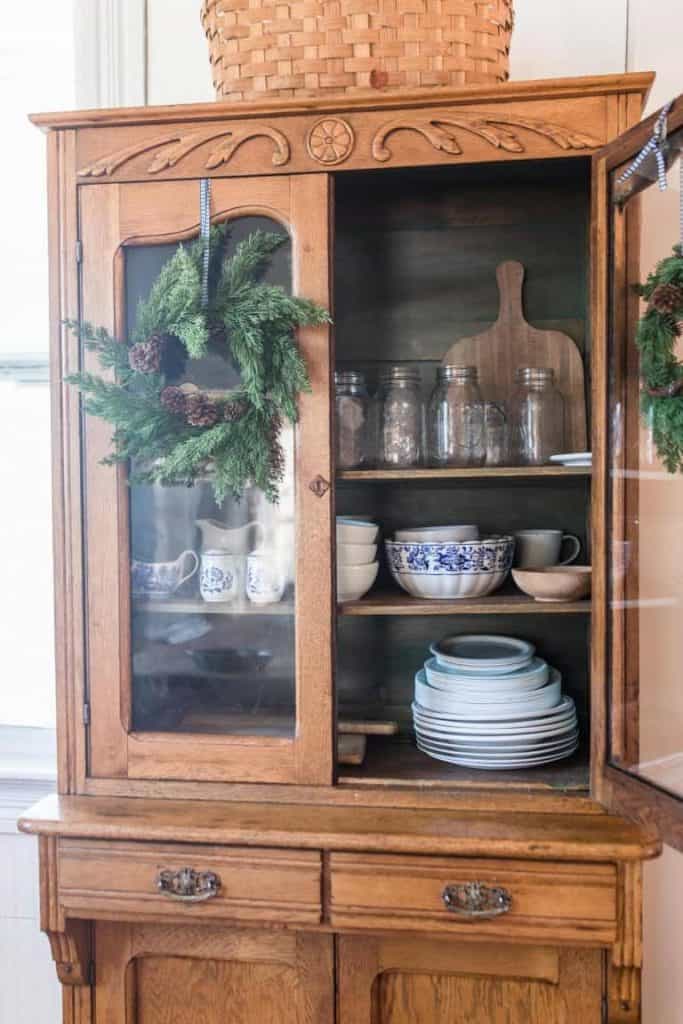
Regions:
[[337, 736, 590, 793], [134, 598, 294, 616], [337, 466, 591, 482], [339, 592, 591, 616]]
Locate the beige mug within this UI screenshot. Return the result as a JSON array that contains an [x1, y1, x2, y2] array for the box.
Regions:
[[513, 529, 581, 569]]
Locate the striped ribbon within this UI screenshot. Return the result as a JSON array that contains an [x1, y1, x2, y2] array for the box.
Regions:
[[616, 100, 675, 192], [200, 178, 211, 308]]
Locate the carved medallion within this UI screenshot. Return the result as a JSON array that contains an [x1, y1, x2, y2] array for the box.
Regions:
[[372, 113, 600, 163], [78, 124, 291, 177], [306, 118, 355, 165]]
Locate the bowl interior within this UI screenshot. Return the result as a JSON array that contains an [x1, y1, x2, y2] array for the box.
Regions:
[[514, 566, 591, 581]]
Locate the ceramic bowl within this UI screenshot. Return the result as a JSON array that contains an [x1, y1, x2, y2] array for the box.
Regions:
[[337, 542, 377, 566], [384, 536, 514, 600], [337, 561, 379, 601], [512, 565, 592, 603], [336, 517, 379, 544], [394, 525, 479, 543]]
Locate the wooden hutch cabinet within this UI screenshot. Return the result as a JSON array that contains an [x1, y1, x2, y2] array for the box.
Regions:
[[20, 74, 683, 1023]]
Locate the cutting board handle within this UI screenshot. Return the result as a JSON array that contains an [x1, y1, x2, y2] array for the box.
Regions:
[[495, 260, 527, 327]]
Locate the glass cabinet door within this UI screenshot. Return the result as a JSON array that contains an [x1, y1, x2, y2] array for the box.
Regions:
[[596, 97, 683, 848], [78, 175, 333, 785]]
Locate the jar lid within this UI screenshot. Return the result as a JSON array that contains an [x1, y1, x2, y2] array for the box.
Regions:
[[437, 365, 479, 382], [515, 367, 555, 382], [335, 370, 366, 386], [380, 365, 420, 383]]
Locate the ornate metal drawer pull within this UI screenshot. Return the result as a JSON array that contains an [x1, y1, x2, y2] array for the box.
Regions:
[[157, 867, 221, 903], [442, 882, 512, 920]]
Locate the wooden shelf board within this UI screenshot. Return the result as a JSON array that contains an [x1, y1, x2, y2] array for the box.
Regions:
[[135, 598, 294, 616], [338, 737, 590, 793], [339, 592, 591, 616], [337, 466, 592, 482]]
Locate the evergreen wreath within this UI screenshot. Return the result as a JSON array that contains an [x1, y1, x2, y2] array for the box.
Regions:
[[635, 244, 683, 473], [66, 226, 330, 503]]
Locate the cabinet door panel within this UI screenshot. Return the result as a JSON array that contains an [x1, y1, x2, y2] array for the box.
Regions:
[[95, 923, 333, 1024], [77, 174, 333, 786], [593, 93, 683, 850], [338, 935, 602, 1024]]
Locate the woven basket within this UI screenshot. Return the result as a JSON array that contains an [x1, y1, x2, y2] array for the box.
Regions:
[[201, 0, 514, 102]]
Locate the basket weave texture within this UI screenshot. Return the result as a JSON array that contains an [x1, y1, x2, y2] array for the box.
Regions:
[[201, 0, 514, 102]]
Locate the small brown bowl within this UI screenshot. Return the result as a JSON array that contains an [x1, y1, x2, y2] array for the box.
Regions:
[[512, 566, 592, 603]]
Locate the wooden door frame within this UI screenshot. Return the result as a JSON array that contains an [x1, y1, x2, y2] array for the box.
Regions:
[[78, 174, 334, 786], [592, 96, 683, 850]]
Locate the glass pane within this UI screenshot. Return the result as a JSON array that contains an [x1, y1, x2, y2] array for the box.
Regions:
[[608, 130, 683, 796], [127, 217, 296, 737]]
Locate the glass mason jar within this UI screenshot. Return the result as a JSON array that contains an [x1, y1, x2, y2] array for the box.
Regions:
[[335, 370, 372, 469], [378, 366, 423, 468], [511, 367, 566, 465], [428, 365, 485, 467], [484, 400, 510, 467]]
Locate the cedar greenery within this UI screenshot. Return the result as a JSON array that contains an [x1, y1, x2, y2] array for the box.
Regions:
[[66, 227, 330, 503], [635, 245, 683, 473]]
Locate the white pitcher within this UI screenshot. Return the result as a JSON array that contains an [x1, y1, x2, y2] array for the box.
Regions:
[[196, 519, 264, 555]]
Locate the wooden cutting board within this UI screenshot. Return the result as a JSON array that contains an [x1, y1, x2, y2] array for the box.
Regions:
[[441, 261, 587, 452]]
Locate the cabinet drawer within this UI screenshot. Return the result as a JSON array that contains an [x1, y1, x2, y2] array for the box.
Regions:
[[58, 839, 322, 925], [329, 853, 617, 944]]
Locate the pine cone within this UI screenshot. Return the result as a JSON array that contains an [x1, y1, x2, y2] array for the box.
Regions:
[[160, 385, 187, 416], [651, 283, 683, 315], [223, 398, 249, 422], [184, 392, 220, 428], [129, 334, 163, 373]]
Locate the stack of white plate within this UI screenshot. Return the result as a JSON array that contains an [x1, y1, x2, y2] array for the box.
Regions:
[[413, 634, 579, 769]]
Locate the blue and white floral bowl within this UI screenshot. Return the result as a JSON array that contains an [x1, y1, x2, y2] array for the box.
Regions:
[[384, 536, 514, 599]]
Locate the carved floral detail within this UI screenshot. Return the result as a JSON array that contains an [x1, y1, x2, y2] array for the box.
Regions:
[[371, 112, 600, 162], [306, 117, 355, 165], [78, 125, 291, 177]]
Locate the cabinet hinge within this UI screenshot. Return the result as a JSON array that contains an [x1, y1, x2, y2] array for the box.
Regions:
[[75, 239, 83, 265], [82, 702, 90, 726]]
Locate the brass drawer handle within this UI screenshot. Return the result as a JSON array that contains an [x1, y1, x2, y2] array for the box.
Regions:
[[442, 882, 512, 920], [157, 867, 221, 903]]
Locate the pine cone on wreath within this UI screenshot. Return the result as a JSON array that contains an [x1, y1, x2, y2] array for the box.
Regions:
[[185, 391, 220, 428], [223, 398, 249, 422], [129, 334, 163, 374], [651, 283, 683, 315], [160, 385, 187, 416], [267, 412, 286, 479]]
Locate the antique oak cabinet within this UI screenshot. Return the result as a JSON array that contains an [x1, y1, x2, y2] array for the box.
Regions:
[[20, 75, 683, 1023]]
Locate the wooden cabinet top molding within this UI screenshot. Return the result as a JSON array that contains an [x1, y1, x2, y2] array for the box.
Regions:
[[19, 793, 660, 863], [32, 73, 655, 182], [30, 72, 654, 131]]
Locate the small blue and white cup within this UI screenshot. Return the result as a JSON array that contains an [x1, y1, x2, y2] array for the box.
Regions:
[[246, 550, 285, 605], [199, 550, 240, 603]]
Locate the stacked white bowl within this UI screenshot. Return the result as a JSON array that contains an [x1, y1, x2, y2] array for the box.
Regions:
[[413, 634, 579, 769], [385, 525, 515, 599], [337, 517, 379, 601]]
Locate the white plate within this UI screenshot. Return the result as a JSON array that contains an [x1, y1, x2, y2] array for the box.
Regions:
[[414, 715, 578, 741], [549, 452, 592, 463], [415, 731, 579, 756], [416, 741, 579, 769], [424, 656, 550, 692], [415, 669, 562, 714], [419, 663, 557, 704], [430, 635, 535, 674], [411, 693, 576, 725], [412, 712, 578, 742], [414, 670, 563, 717]]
